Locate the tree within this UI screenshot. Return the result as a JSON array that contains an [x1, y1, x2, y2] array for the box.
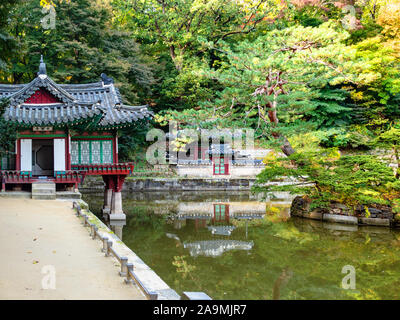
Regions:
[[113, 0, 274, 71], [2, 0, 154, 104], [111, 0, 282, 110], [0, 0, 19, 71], [255, 148, 400, 211], [0, 99, 17, 159], [198, 22, 358, 155]]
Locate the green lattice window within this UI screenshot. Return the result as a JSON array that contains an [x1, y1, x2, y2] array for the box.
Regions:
[[71, 140, 113, 164]]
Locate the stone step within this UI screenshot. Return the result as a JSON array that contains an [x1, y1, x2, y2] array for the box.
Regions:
[[32, 184, 55, 188], [32, 190, 56, 194], [32, 184, 55, 189], [32, 186, 56, 190], [32, 193, 57, 200], [56, 191, 82, 200], [32, 182, 56, 200]]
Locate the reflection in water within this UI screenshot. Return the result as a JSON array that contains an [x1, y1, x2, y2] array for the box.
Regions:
[[169, 200, 264, 257], [272, 267, 293, 300], [83, 190, 400, 300], [183, 240, 254, 257]]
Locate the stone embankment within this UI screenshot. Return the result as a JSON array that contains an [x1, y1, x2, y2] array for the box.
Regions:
[[291, 196, 397, 228]]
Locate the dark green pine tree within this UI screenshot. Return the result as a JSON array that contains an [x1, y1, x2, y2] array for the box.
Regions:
[[0, 0, 19, 71], [4, 0, 154, 104]]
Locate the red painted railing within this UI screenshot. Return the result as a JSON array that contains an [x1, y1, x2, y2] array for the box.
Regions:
[[0, 171, 32, 184], [0, 170, 85, 191], [71, 163, 135, 176], [54, 171, 85, 184], [0, 164, 133, 191]]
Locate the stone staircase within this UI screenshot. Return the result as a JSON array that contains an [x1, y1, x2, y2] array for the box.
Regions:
[[32, 182, 56, 200]]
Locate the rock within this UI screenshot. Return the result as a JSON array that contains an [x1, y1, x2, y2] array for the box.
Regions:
[[367, 208, 382, 215], [290, 196, 311, 217], [333, 203, 348, 210]]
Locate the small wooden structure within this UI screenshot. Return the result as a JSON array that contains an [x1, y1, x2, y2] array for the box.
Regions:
[[0, 56, 152, 220]]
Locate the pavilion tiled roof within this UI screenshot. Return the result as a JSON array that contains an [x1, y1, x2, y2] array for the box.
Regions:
[[0, 57, 152, 129], [206, 144, 235, 155]]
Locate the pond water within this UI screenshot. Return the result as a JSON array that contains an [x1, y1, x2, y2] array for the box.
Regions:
[[82, 190, 400, 300]]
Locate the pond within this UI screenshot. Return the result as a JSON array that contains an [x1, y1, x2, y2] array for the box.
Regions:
[[82, 190, 400, 300]]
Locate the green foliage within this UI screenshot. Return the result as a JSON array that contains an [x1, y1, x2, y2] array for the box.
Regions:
[[196, 22, 356, 139], [0, 98, 17, 158], [317, 127, 372, 149], [112, 0, 278, 110], [172, 255, 196, 279], [117, 121, 151, 161], [2, 0, 154, 104], [1, 0, 400, 170], [255, 149, 400, 209], [0, 0, 19, 71]]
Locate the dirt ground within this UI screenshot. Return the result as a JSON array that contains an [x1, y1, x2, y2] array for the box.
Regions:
[[0, 198, 145, 300]]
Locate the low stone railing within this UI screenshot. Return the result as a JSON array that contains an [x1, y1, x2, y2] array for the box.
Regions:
[[175, 159, 265, 166], [232, 159, 264, 166], [176, 159, 212, 165], [72, 201, 212, 300]]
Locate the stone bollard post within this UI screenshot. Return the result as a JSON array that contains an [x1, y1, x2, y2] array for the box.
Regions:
[[124, 263, 134, 284], [105, 240, 113, 257], [91, 225, 98, 240], [90, 224, 95, 238], [101, 237, 109, 253], [119, 257, 128, 277]]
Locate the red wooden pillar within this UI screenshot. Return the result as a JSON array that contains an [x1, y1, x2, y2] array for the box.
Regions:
[[113, 135, 119, 164], [15, 138, 21, 171], [66, 133, 71, 170]]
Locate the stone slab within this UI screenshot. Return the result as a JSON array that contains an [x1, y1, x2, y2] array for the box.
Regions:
[[359, 217, 390, 227], [322, 214, 358, 225], [32, 194, 57, 200], [56, 191, 81, 200]]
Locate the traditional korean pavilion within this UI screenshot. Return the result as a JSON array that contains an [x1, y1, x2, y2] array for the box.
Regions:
[[0, 56, 152, 220]]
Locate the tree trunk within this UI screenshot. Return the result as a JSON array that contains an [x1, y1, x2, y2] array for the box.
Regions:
[[267, 102, 296, 157], [169, 45, 182, 71], [271, 132, 295, 156]]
